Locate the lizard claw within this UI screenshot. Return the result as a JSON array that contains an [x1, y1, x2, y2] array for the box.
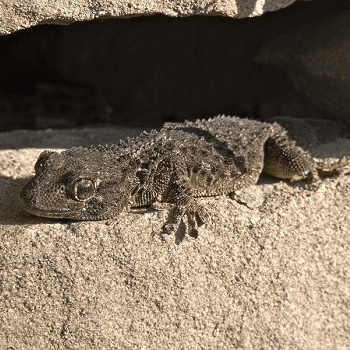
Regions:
[[163, 201, 209, 243]]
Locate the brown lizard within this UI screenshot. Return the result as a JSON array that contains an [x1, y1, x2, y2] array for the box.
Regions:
[[20, 115, 349, 242]]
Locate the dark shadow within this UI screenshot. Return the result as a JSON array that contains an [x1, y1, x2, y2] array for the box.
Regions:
[[263, 0, 350, 17], [2, 1, 350, 132], [0, 127, 148, 150]]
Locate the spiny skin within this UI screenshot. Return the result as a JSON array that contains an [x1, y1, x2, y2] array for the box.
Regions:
[[20, 115, 349, 243]]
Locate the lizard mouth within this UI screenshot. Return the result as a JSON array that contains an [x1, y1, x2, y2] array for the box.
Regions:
[[19, 194, 110, 220], [19, 193, 87, 220], [20, 200, 79, 219]]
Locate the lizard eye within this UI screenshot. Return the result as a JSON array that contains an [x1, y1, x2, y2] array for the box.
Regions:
[[74, 179, 95, 201]]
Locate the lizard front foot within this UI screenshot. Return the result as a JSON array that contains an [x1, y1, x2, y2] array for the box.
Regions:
[[163, 200, 209, 244]]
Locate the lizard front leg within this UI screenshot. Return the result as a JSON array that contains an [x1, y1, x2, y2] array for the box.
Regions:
[[161, 169, 210, 244], [163, 194, 209, 240], [132, 154, 210, 243]]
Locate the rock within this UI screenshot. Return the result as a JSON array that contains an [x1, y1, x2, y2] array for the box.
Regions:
[[0, 126, 350, 349], [266, 116, 350, 149], [255, 8, 350, 124], [0, 0, 298, 35]]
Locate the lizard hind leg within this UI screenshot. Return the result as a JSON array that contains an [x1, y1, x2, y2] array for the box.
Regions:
[[262, 129, 316, 181], [263, 128, 350, 183]]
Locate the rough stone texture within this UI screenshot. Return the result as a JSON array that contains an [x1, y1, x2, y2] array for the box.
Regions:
[[0, 0, 297, 35], [1, 126, 349, 349], [256, 7, 350, 124]]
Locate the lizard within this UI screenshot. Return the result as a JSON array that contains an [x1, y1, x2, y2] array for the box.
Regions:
[[20, 115, 349, 243]]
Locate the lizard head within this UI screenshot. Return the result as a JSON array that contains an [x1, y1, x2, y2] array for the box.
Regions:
[[20, 147, 140, 220]]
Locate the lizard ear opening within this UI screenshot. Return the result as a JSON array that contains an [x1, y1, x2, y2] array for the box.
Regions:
[[73, 179, 96, 201]]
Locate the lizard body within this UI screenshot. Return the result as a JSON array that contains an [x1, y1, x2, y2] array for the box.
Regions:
[[20, 115, 349, 241]]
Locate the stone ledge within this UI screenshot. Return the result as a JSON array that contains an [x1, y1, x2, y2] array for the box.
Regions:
[[0, 126, 349, 349], [0, 0, 297, 35]]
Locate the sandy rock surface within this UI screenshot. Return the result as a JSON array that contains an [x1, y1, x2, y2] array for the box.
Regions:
[[0, 127, 349, 349], [0, 0, 297, 34]]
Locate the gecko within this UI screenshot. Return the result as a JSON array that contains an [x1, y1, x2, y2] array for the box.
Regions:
[[20, 115, 349, 242]]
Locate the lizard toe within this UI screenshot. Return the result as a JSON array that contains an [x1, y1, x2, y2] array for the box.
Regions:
[[162, 205, 183, 235], [186, 213, 199, 238]]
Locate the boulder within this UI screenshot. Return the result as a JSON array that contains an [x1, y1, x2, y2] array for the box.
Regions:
[[0, 126, 349, 349], [256, 8, 350, 124]]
